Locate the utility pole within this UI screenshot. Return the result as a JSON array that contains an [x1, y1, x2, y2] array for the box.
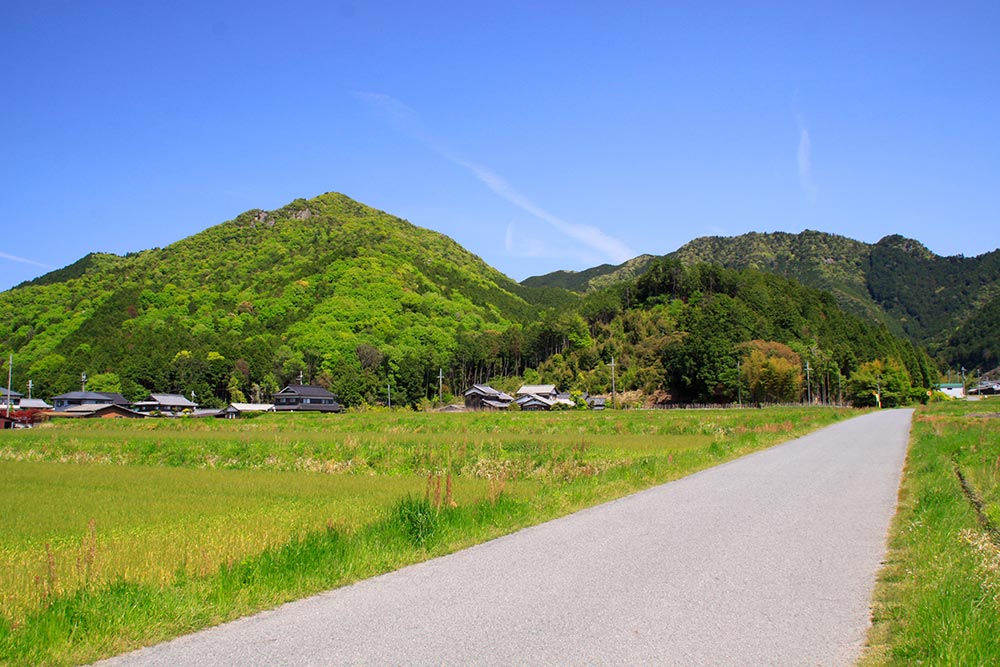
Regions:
[[610, 356, 617, 410], [81, 371, 87, 392], [5, 354, 11, 418], [297, 370, 304, 385], [961, 366, 967, 400], [805, 361, 812, 405], [27, 379, 33, 400], [438, 368, 444, 406], [387, 378, 392, 408], [737, 359, 742, 408]]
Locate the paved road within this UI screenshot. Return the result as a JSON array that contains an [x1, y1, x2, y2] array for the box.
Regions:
[[101, 409, 912, 666]]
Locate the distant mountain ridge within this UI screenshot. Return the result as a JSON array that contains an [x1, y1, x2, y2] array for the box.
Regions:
[[523, 230, 999, 370], [521, 254, 658, 292]]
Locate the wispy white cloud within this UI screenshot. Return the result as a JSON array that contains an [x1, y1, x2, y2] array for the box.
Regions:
[[356, 91, 637, 264], [0, 252, 53, 270], [798, 128, 812, 180], [452, 157, 635, 263], [504, 222, 549, 258], [794, 110, 818, 204]]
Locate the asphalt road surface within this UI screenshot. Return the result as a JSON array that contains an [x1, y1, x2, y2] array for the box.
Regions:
[[100, 409, 912, 666]]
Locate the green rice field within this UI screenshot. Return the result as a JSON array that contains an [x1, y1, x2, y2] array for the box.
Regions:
[[0, 407, 854, 665]]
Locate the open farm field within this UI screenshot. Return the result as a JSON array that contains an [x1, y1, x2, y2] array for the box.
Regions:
[[863, 398, 1000, 664], [1, 407, 854, 666]]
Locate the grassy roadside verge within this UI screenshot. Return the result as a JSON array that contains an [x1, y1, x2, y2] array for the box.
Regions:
[[861, 398, 1000, 665], [0, 407, 854, 666]]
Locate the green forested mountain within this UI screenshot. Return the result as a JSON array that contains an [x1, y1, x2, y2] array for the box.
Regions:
[[669, 231, 999, 370], [1, 193, 575, 406], [545, 257, 936, 406], [526, 230, 998, 372], [0, 195, 939, 407]]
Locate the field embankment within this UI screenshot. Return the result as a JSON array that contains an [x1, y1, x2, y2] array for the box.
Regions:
[[1, 407, 853, 666], [862, 398, 1000, 664]]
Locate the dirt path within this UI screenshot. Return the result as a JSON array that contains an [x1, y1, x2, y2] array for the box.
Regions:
[[100, 409, 912, 666]]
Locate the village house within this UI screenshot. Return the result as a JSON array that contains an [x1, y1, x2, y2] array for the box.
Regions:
[[132, 393, 199, 416], [18, 398, 52, 410], [57, 404, 146, 419], [0, 387, 23, 411], [935, 382, 965, 399], [587, 395, 607, 410], [51, 391, 129, 411], [513, 384, 577, 411], [515, 393, 556, 411], [516, 384, 559, 401], [463, 384, 514, 410], [273, 385, 344, 413], [219, 403, 276, 419]]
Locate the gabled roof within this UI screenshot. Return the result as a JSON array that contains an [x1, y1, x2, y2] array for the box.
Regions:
[[275, 384, 337, 399], [465, 384, 499, 397], [60, 404, 145, 418], [515, 393, 555, 407], [464, 385, 513, 401], [52, 391, 128, 404], [227, 403, 275, 412], [148, 394, 199, 407], [18, 398, 52, 409], [0, 387, 24, 399], [517, 384, 557, 396]]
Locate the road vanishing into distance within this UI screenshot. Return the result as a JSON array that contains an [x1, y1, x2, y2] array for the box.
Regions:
[[101, 409, 912, 666]]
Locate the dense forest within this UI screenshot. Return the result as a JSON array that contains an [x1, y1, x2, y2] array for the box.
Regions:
[[529, 230, 999, 373], [0, 193, 940, 408]]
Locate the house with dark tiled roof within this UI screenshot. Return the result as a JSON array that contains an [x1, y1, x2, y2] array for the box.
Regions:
[[1, 387, 23, 410], [51, 391, 129, 412], [516, 384, 558, 401], [463, 384, 514, 410], [58, 404, 146, 419], [273, 385, 343, 413], [515, 393, 556, 411]]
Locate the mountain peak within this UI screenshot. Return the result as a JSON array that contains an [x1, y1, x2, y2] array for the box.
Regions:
[[875, 234, 934, 259]]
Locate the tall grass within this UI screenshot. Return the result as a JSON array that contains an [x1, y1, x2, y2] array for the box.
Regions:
[[0, 407, 855, 665], [862, 398, 1000, 665]]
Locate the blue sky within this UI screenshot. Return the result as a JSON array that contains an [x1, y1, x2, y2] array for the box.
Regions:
[[2, 1, 998, 291]]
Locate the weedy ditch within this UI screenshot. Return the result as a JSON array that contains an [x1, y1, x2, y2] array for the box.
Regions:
[[861, 399, 1000, 665]]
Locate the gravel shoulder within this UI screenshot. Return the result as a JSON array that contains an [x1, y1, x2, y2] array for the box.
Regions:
[[100, 409, 912, 666]]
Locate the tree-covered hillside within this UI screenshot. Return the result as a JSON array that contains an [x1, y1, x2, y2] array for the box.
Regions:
[[659, 231, 997, 370], [0, 195, 937, 408], [532, 257, 936, 406], [0, 193, 575, 406]]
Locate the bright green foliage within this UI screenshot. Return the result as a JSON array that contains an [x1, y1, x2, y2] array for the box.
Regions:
[[0, 193, 569, 405], [847, 359, 914, 408], [739, 341, 802, 404]]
